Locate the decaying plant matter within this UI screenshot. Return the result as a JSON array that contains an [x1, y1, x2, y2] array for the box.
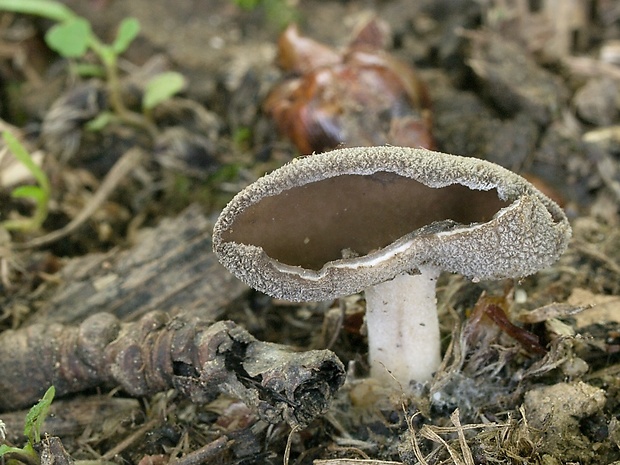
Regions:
[[264, 16, 434, 154], [0, 311, 346, 429]]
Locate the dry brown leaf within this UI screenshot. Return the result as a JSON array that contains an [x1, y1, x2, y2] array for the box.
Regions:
[[567, 288, 620, 328]]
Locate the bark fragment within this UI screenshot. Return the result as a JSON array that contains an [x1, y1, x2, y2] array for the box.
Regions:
[[27, 204, 247, 325], [0, 312, 346, 429]]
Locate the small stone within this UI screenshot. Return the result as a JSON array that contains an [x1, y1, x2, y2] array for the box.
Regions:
[[523, 381, 606, 463], [574, 78, 619, 126]]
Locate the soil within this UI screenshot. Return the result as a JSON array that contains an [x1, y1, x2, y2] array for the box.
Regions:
[[1, 1, 620, 464]]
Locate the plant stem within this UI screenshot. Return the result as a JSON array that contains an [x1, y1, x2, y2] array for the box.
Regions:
[[87, 40, 158, 138]]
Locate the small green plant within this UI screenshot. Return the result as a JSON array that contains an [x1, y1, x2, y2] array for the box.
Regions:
[[0, 0, 186, 135], [142, 72, 187, 116], [232, 126, 253, 149], [0, 386, 56, 464], [1, 132, 51, 232], [232, 0, 298, 27]]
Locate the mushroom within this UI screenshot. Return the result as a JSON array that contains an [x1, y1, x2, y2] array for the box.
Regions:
[[212, 146, 571, 387]]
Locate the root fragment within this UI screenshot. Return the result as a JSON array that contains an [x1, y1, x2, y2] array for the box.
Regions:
[[0, 312, 346, 429]]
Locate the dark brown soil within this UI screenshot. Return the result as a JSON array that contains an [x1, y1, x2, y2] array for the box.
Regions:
[[1, 1, 620, 464]]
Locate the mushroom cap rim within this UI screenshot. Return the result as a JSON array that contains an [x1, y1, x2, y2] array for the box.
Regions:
[[212, 146, 572, 302]]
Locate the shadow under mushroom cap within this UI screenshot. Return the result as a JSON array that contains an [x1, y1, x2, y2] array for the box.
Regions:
[[213, 146, 572, 302]]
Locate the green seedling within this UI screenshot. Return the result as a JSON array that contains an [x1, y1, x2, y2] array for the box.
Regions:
[[0, 0, 186, 135], [232, 126, 253, 150], [0, 386, 55, 465], [143, 72, 187, 113], [1, 132, 51, 232], [232, 0, 298, 28]]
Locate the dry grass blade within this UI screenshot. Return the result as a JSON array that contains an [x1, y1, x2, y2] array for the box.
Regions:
[[101, 419, 159, 461], [17, 147, 144, 249], [409, 409, 508, 465], [420, 424, 465, 465], [516, 302, 591, 324], [405, 412, 429, 465], [450, 410, 474, 465]]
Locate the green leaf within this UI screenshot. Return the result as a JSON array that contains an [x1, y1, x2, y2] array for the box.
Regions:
[[0, 0, 75, 22], [85, 111, 115, 131], [45, 18, 92, 58], [24, 386, 55, 444], [2, 132, 50, 232], [3, 132, 49, 194], [0, 444, 25, 457], [232, 126, 252, 146], [263, 0, 299, 27], [143, 72, 186, 110], [112, 17, 140, 54], [11, 185, 44, 202], [232, 0, 260, 10]]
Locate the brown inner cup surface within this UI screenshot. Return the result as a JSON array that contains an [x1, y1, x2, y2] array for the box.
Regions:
[[223, 172, 510, 270]]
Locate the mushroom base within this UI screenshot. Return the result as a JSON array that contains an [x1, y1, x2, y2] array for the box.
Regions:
[[364, 267, 441, 386]]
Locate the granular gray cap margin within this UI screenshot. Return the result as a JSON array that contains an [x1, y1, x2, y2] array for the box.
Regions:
[[213, 146, 572, 302]]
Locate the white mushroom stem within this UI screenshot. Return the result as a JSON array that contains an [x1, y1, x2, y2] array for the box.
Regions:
[[364, 266, 442, 386]]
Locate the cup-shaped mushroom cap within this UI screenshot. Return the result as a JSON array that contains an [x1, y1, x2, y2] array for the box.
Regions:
[[213, 146, 571, 302]]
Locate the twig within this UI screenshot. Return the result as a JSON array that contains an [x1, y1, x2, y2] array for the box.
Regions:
[[168, 436, 231, 465], [0, 312, 345, 429], [283, 426, 299, 465], [101, 419, 159, 461], [572, 240, 620, 276], [17, 147, 144, 249]]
